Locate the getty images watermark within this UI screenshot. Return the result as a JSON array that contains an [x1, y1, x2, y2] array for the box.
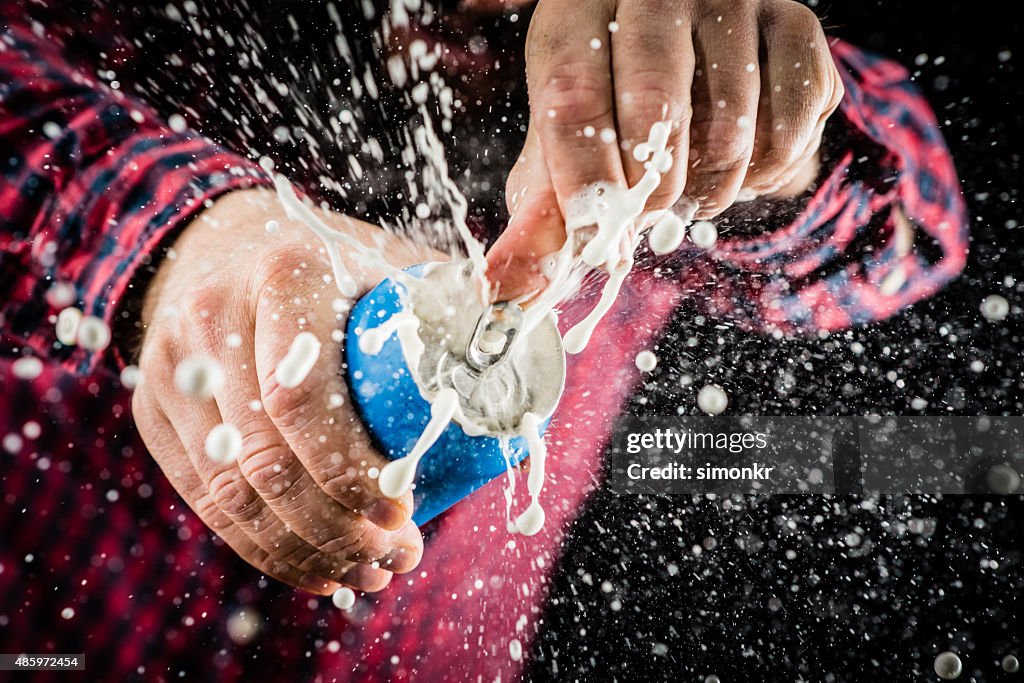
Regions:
[[608, 416, 1024, 496]]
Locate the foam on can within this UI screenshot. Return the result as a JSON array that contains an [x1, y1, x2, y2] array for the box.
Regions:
[[345, 261, 565, 524]]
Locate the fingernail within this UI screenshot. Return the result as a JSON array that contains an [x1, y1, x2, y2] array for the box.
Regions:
[[343, 564, 392, 593], [361, 499, 407, 529], [298, 573, 336, 594], [381, 546, 420, 573]]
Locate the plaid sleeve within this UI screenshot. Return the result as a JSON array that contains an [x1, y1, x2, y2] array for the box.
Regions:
[[0, 21, 268, 374], [684, 37, 969, 334]]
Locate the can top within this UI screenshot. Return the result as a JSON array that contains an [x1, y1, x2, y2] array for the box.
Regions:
[[400, 261, 565, 436]]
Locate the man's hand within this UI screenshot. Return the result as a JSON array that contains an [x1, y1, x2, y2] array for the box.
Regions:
[[487, 0, 844, 299], [132, 188, 433, 595]]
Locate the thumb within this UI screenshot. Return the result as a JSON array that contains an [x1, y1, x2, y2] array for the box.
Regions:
[[488, 127, 567, 302]]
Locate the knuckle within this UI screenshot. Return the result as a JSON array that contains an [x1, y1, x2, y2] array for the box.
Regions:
[[239, 441, 301, 502], [320, 522, 374, 560], [180, 289, 230, 354], [694, 133, 752, 175], [210, 469, 262, 520], [535, 66, 612, 128], [254, 244, 318, 299], [620, 80, 689, 130], [320, 463, 369, 505]]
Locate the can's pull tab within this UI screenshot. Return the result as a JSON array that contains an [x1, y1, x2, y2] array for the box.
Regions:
[[465, 302, 523, 372]]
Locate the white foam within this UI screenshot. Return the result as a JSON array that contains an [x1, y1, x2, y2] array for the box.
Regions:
[[275, 332, 321, 388]]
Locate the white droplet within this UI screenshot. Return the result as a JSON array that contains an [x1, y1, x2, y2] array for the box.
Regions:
[[648, 214, 687, 254], [226, 608, 260, 645], [76, 316, 111, 351], [509, 638, 523, 661], [204, 423, 242, 464], [168, 114, 188, 133], [226, 333, 243, 348], [933, 651, 962, 680], [119, 364, 142, 389], [986, 464, 1021, 494], [3, 433, 23, 454], [514, 502, 546, 537], [689, 220, 718, 249], [589, 37, 601, 50], [1002, 655, 1020, 673], [607, 21, 619, 33], [332, 587, 356, 610], [46, 282, 76, 308], [55, 307, 83, 345], [174, 355, 225, 397], [635, 350, 658, 372], [11, 357, 43, 380], [264, 219, 280, 234], [697, 384, 729, 415], [980, 294, 1009, 321], [60, 607, 75, 620], [276, 332, 321, 388], [22, 421, 41, 439]]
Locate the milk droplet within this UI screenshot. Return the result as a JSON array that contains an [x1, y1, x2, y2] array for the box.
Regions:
[[986, 464, 1021, 494], [1002, 655, 1020, 673], [168, 113, 188, 133], [276, 332, 321, 388], [119, 364, 142, 389], [174, 355, 225, 397], [264, 219, 280, 234], [55, 307, 83, 345], [45, 281, 76, 308], [933, 651, 962, 680], [514, 502, 546, 536], [509, 638, 523, 661], [204, 423, 242, 464], [648, 214, 687, 254], [689, 220, 718, 248], [76, 316, 111, 351], [332, 587, 356, 610], [226, 608, 260, 645], [635, 350, 658, 372], [11, 357, 43, 380], [697, 384, 729, 415], [980, 294, 1009, 321]]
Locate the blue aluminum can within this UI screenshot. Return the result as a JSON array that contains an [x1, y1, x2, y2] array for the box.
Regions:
[[344, 261, 565, 525]]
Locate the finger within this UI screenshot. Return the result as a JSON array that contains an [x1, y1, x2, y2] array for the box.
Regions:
[[745, 2, 838, 192], [252, 251, 424, 572], [132, 388, 342, 595], [526, 0, 628, 213], [488, 127, 567, 301], [251, 249, 414, 528], [157, 372, 358, 581], [611, 0, 693, 208], [687, 4, 761, 219], [217, 304, 422, 574]]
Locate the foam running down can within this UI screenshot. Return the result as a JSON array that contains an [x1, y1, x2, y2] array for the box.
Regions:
[[345, 261, 566, 525]]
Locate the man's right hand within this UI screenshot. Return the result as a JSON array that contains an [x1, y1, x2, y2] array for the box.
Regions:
[[132, 187, 433, 595]]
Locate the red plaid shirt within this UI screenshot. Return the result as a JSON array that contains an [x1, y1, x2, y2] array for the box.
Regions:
[[0, 5, 967, 683]]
